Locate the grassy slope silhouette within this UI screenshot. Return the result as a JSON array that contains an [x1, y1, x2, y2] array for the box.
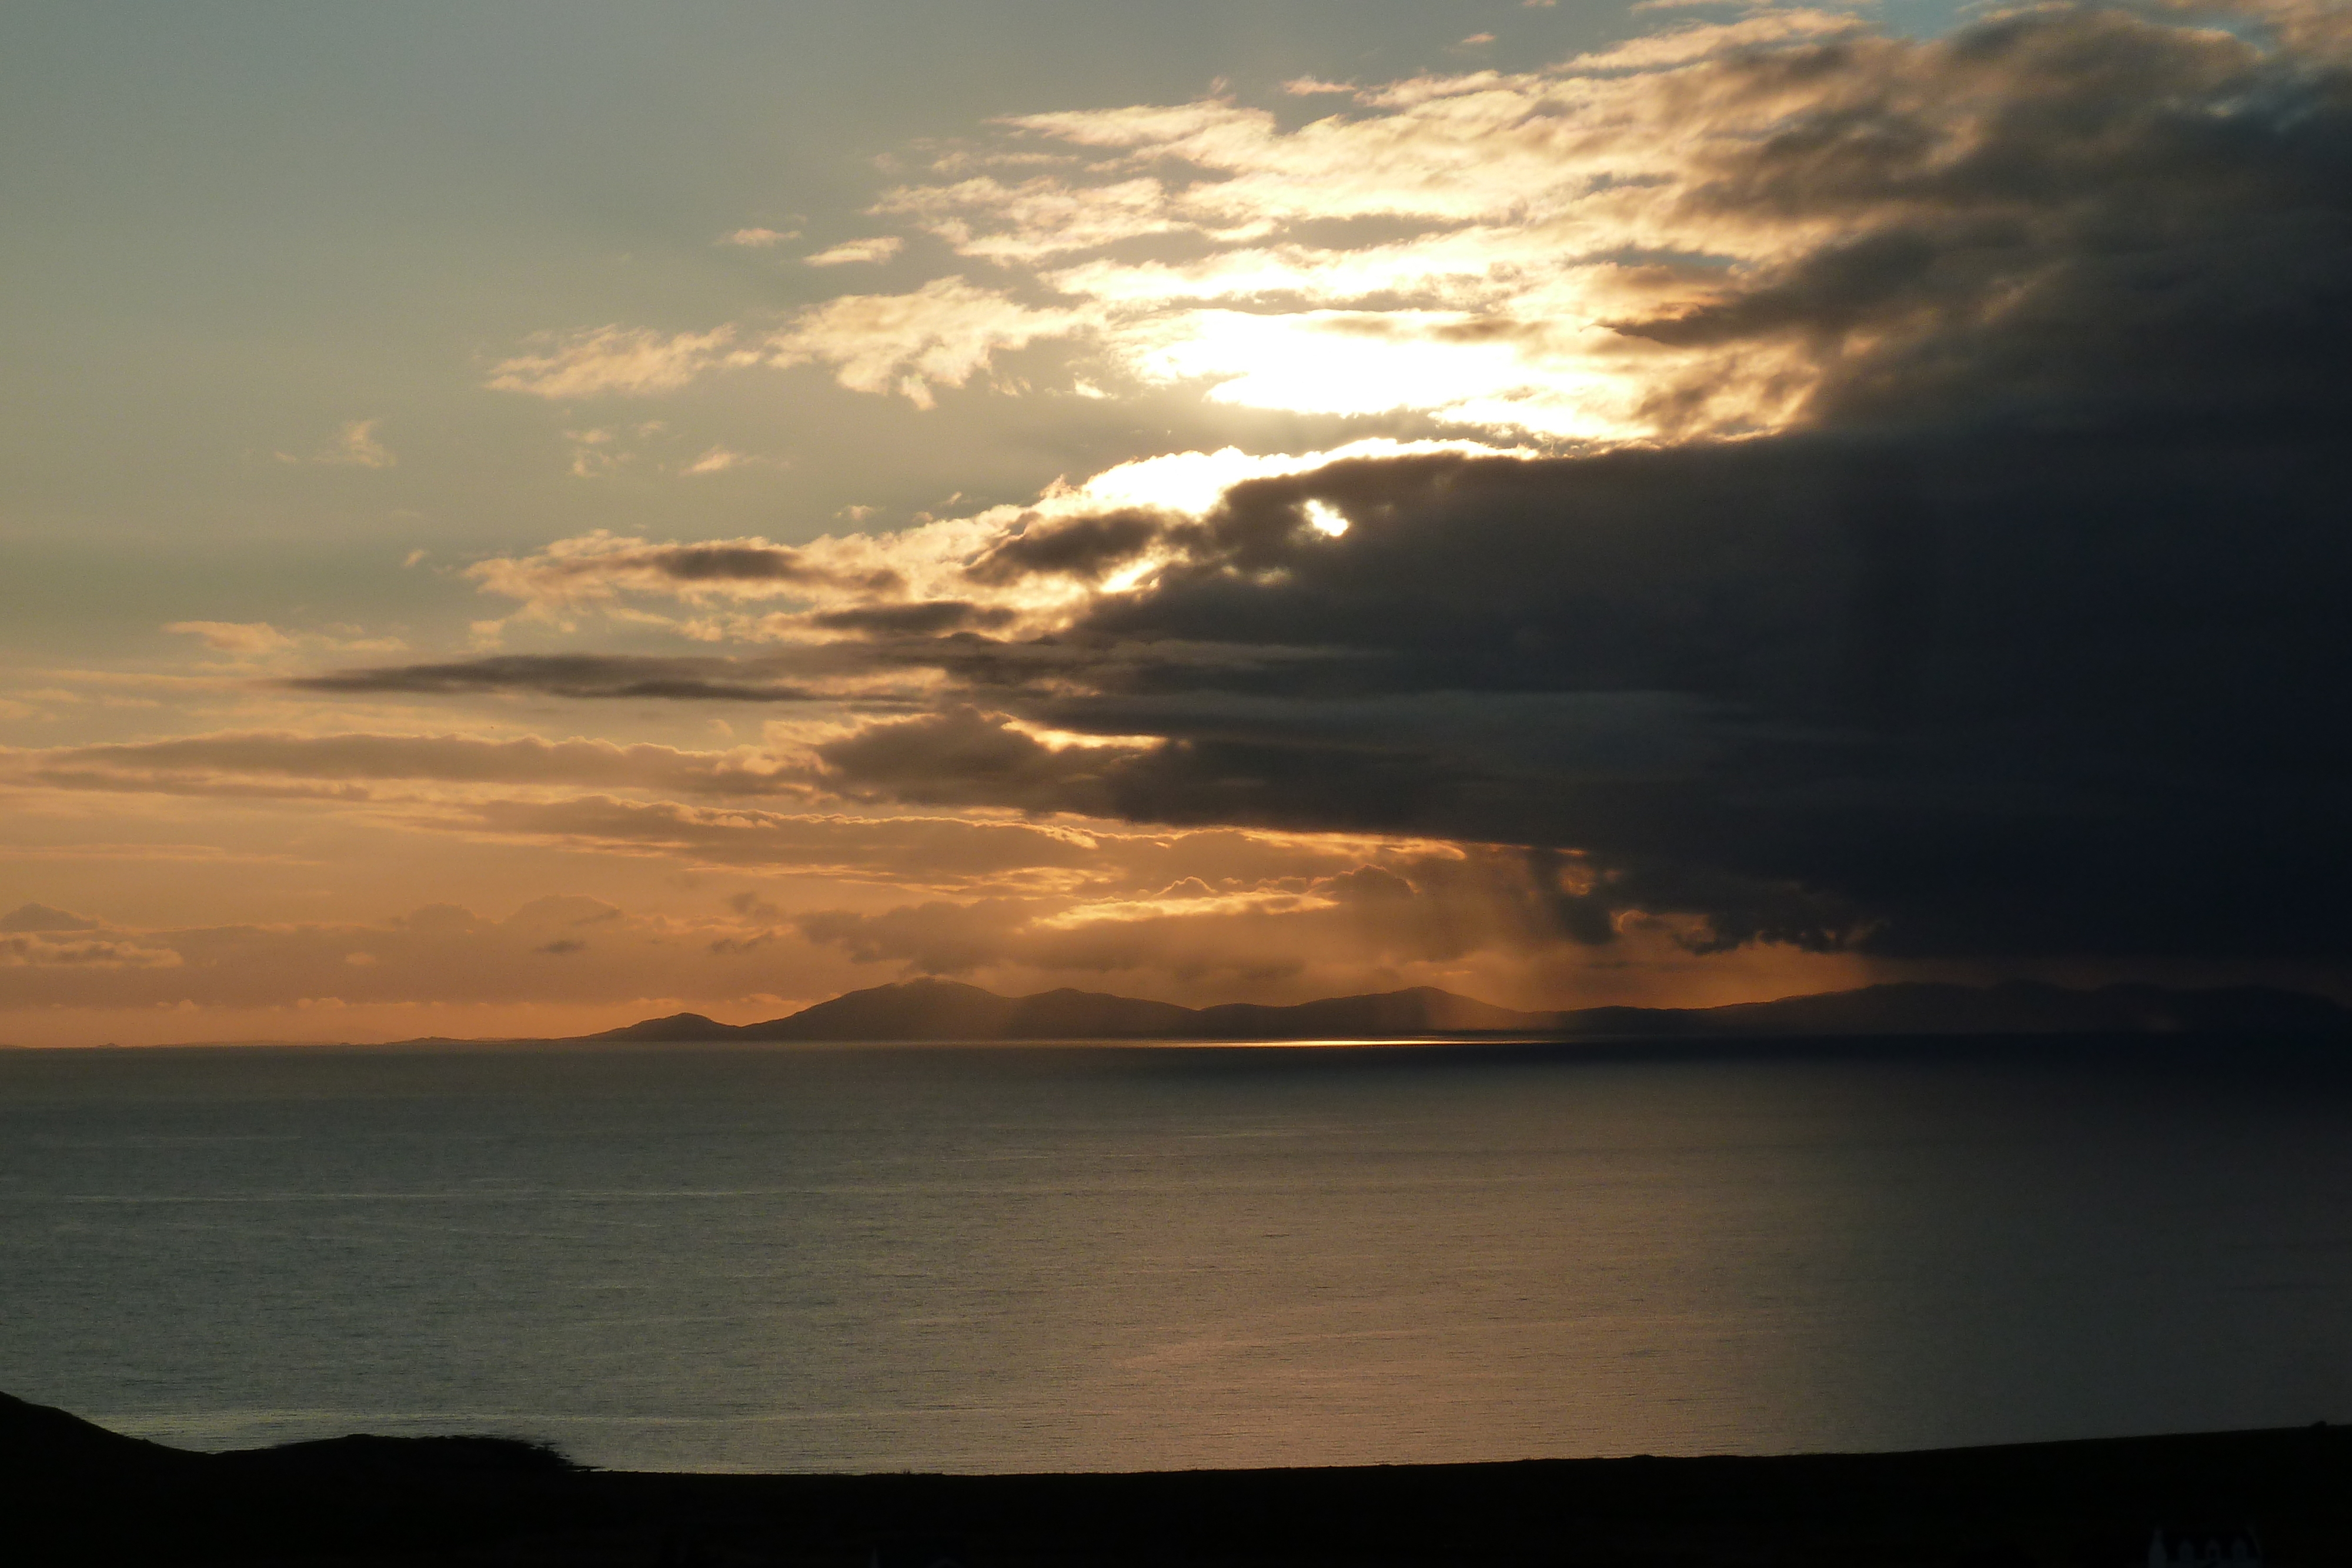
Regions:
[[10, 1390, 2352, 1566]]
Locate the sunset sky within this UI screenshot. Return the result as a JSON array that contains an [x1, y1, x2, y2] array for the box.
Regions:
[[4, 0, 2348, 1045]]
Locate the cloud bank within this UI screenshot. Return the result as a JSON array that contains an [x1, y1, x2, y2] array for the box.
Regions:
[[489, 4, 2352, 444], [456, 6, 2352, 971], [25, 4, 2343, 1042]]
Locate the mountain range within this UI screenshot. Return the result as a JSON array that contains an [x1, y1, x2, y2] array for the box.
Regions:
[[561, 976, 2351, 1045]]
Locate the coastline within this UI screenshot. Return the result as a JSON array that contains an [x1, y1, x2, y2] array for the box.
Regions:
[[11, 1392, 2351, 1566]]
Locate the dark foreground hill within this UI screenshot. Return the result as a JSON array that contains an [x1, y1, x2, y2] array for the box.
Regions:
[[9, 1390, 2352, 1566], [564, 976, 2350, 1045]]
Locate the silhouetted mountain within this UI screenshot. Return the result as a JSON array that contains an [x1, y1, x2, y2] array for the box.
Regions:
[[738, 977, 1336, 1041], [743, 978, 1126, 1041], [544, 977, 2347, 1047], [1555, 981, 2351, 1038], [583, 1010, 739, 1042], [1194, 987, 1544, 1038]]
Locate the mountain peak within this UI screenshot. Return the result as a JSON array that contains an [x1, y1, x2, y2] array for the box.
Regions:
[[575, 977, 2350, 1046]]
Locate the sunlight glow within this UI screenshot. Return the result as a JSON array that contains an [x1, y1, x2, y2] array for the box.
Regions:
[[1129, 310, 1656, 439], [1071, 438, 1531, 517]]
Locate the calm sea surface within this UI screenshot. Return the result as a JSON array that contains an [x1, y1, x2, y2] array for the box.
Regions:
[[4, 1039, 2349, 1473]]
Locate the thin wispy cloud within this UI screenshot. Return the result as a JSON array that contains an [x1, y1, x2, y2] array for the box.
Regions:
[[321, 418, 396, 467], [804, 236, 906, 266], [165, 621, 298, 656], [273, 418, 396, 467], [469, 7, 1930, 437], [489, 326, 753, 399]]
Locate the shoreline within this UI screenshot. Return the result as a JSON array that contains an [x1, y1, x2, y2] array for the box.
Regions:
[[11, 1392, 2351, 1566]]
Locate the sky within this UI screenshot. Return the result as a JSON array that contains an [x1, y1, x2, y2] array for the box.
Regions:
[[3, 0, 2348, 1045]]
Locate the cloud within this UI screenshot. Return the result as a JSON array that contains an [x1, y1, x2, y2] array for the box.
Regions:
[[805, 236, 906, 266], [11, 723, 1495, 907], [764, 276, 1094, 407], [681, 445, 759, 476], [21, 731, 818, 800], [281, 654, 836, 703], [449, 9, 1857, 432], [440, 439, 1516, 637], [487, 325, 751, 399], [721, 226, 800, 247], [813, 706, 1134, 816], [291, 419, 2352, 967], [447, 797, 1110, 888], [319, 418, 395, 468], [1003, 426, 2351, 960], [339, 7, 2352, 978], [0, 900, 733, 1012], [961, 509, 1168, 586], [773, 834, 1850, 998], [462, 531, 907, 612], [1565, 9, 1863, 71], [810, 600, 1017, 636], [484, 4, 2349, 443], [489, 280, 1092, 409], [0, 865, 1631, 1029], [165, 621, 296, 655], [162, 621, 403, 660], [1, 932, 182, 969], [0, 902, 101, 932], [801, 4, 2344, 442]]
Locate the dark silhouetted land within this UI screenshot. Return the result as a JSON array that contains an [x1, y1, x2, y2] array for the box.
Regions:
[[543, 976, 2352, 1046], [9, 1390, 2352, 1566]]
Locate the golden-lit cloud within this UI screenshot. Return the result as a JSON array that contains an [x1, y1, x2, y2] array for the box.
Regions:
[[158, 622, 406, 666], [15, 731, 820, 800], [762, 276, 1093, 406], [165, 621, 298, 656], [1, 931, 183, 969], [489, 325, 754, 399], [681, 444, 769, 476], [451, 436, 1524, 641], [471, 4, 2021, 437], [804, 235, 906, 266], [0, 823, 1877, 1044]]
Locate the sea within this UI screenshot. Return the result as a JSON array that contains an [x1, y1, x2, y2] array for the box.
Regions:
[[4, 1037, 2350, 1474]]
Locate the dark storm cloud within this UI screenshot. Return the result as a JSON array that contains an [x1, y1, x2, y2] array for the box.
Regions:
[[963, 509, 1168, 585], [285, 653, 831, 703], [813, 8, 2352, 961], [513, 541, 903, 594], [31, 731, 814, 797], [809, 600, 1017, 636], [288, 7, 2352, 968], [814, 706, 1127, 815], [1616, 6, 2352, 436], [1004, 427, 2352, 958], [285, 629, 1343, 707]]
